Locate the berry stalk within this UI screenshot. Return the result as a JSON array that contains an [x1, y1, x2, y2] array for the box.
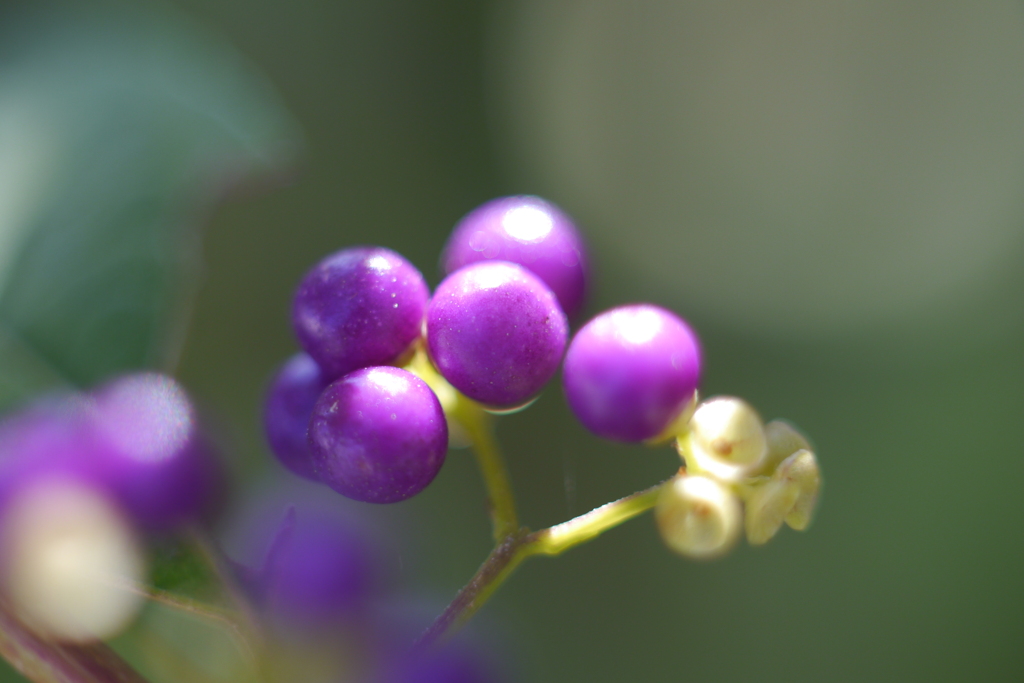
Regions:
[[0, 597, 148, 683], [416, 480, 669, 648], [451, 396, 520, 542]]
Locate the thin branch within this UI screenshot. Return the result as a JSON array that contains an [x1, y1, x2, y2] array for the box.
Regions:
[[121, 583, 257, 672], [453, 397, 519, 541], [415, 481, 669, 649], [0, 597, 148, 683]]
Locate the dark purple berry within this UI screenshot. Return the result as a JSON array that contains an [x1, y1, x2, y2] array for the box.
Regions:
[[441, 196, 589, 319], [87, 373, 222, 530], [292, 247, 429, 380], [308, 367, 447, 504], [379, 642, 501, 683], [264, 353, 329, 480], [562, 305, 702, 442], [426, 261, 568, 408]]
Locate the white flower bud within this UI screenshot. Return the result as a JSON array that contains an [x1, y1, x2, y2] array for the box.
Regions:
[[757, 420, 812, 476], [745, 479, 800, 545], [779, 449, 821, 530], [744, 449, 821, 544], [655, 474, 741, 560], [684, 397, 767, 481], [0, 478, 146, 642]]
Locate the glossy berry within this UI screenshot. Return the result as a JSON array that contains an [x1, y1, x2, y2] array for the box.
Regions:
[[655, 474, 741, 560], [264, 353, 330, 480], [441, 196, 588, 319], [427, 261, 568, 408], [292, 247, 429, 380], [88, 373, 221, 530], [562, 305, 701, 442], [308, 367, 447, 504]]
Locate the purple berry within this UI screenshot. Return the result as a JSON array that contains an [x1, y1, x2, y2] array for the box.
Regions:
[[257, 506, 377, 625], [292, 246, 429, 380], [87, 373, 222, 530], [441, 196, 588, 319], [264, 353, 329, 480], [308, 367, 447, 504], [379, 642, 501, 683], [0, 398, 98, 510], [426, 262, 568, 408], [562, 305, 702, 442]]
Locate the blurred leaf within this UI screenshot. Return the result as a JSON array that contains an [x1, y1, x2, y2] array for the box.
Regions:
[[0, 2, 302, 411], [149, 539, 219, 599]]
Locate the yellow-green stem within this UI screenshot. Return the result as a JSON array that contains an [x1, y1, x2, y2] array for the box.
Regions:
[[452, 396, 519, 542], [415, 481, 668, 649]]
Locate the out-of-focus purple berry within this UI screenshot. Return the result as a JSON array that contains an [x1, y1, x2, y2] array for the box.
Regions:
[[379, 642, 500, 683], [88, 373, 222, 530], [0, 398, 97, 510], [441, 196, 588, 319], [263, 353, 329, 480], [308, 367, 447, 504], [257, 506, 376, 625], [563, 304, 702, 442], [427, 262, 568, 408], [292, 247, 429, 380]]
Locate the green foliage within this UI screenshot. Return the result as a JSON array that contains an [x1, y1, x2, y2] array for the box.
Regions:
[[0, 1, 301, 409]]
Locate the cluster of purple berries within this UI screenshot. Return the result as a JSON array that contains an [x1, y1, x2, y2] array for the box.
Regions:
[[230, 499, 506, 682], [0, 373, 222, 641], [265, 195, 706, 505]]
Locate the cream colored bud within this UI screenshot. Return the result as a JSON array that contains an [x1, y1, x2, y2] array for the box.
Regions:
[[655, 474, 741, 560], [745, 478, 800, 545], [757, 420, 812, 476], [778, 449, 821, 530], [744, 449, 821, 544], [0, 478, 146, 642], [685, 396, 767, 481]]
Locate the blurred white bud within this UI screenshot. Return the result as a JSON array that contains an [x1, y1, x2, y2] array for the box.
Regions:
[[744, 479, 800, 545], [683, 397, 767, 481], [744, 449, 821, 544], [778, 449, 821, 531], [0, 478, 146, 642], [757, 420, 812, 476], [655, 474, 741, 560]]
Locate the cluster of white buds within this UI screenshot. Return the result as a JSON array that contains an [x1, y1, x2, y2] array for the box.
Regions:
[[656, 397, 821, 559]]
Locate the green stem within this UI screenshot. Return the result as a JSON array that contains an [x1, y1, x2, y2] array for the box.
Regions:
[[415, 481, 668, 649], [453, 396, 519, 542], [528, 482, 665, 556]]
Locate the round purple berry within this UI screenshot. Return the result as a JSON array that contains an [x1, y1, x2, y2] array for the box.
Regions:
[[258, 507, 377, 625], [264, 353, 330, 480], [292, 247, 429, 380], [0, 397, 98, 511], [562, 305, 702, 442], [427, 261, 568, 408], [378, 642, 500, 683], [87, 373, 222, 530], [308, 367, 447, 504], [441, 196, 588, 319]]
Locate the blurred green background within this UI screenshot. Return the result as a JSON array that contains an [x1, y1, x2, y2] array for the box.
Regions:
[[4, 0, 1024, 681]]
